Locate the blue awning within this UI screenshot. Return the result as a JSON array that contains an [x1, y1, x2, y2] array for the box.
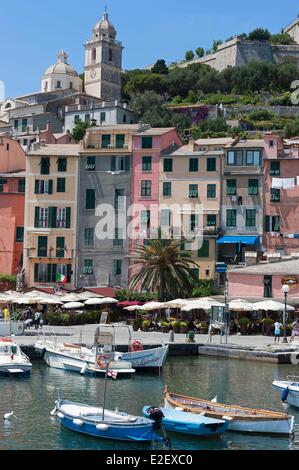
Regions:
[[216, 236, 259, 245]]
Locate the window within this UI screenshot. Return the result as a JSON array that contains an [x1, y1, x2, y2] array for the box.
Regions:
[[163, 182, 172, 197], [207, 158, 216, 171], [34, 264, 71, 283], [265, 215, 280, 232], [44, 82, 48, 92], [35, 180, 53, 195], [198, 240, 209, 258], [18, 179, 25, 193], [264, 275, 272, 298], [14, 120, 18, 130], [142, 156, 152, 172], [190, 214, 199, 232], [57, 178, 66, 193], [86, 189, 96, 209], [40, 157, 50, 175], [16, 227, 24, 242], [113, 260, 122, 275], [56, 237, 65, 258], [270, 188, 280, 202], [189, 184, 198, 198], [100, 112, 106, 123], [248, 179, 259, 196], [245, 209, 256, 227], [227, 209, 236, 227], [246, 150, 261, 166], [21, 119, 28, 132], [85, 114, 91, 124], [38, 236, 48, 258], [110, 156, 130, 172], [142, 137, 152, 149], [269, 140, 274, 148], [86, 156, 96, 171], [56, 208, 68, 228], [227, 150, 243, 166], [189, 158, 198, 172], [0, 178, 7, 192], [207, 184, 216, 199], [35, 207, 48, 228], [109, 48, 113, 62], [102, 134, 111, 148], [56, 81, 61, 88], [207, 214, 216, 226], [113, 228, 123, 247], [114, 189, 125, 210], [226, 179, 236, 196], [164, 159, 173, 172], [84, 228, 94, 247], [74, 115, 80, 125], [270, 161, 280, 176], [70, 82, 73, 90], [57, 158, 67, 172], [92, 48, 96, 62], [141, 180, 151, 197], [116, 134, 125, 149], [141, 210, 151, 229], [123, 114, 127, 123], [160, 209, 170, 227], [84, 259, 94, 275], [191, 268, 200, 278]]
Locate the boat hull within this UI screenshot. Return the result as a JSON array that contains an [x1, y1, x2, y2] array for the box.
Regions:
[[273, 380, 299, 409], [44, 350, 135, 376], [0, 363, 32, 376], [57, 400, 157, 442], [121, 345, 169, 369], [143, 406, 228, 437]]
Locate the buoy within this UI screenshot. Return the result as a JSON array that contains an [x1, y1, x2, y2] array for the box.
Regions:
[[281, 387, 289, 403], [96, 423, 109, 431], [73, 418, 84, 426], [3, 411, 13, 421], [80, 363, 88, 375]]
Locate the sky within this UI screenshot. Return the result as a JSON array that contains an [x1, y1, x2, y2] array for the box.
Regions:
[[0, 0, 298, 98]]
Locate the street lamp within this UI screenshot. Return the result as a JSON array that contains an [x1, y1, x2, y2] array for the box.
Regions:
[[282, 284, 290, 344]]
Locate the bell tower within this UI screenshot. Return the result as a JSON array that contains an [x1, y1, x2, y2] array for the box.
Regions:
[[84, 10, 123, 101]]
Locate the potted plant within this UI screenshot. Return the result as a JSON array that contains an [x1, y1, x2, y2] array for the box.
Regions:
[[262, 317, 274, 336], [239, 317, 251, 335], [142, 320, 151, 332], [199, 321, 208, 334], [180, 321, 189, 334], [171, 321, 181, 333], [286, 323, 293, 337], [160, 321, 170, 333], [133, 317, 143, 332]]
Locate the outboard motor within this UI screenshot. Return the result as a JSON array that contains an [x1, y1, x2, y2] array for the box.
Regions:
[[146, 406, 165, 428], [281, 387, 289, 403]]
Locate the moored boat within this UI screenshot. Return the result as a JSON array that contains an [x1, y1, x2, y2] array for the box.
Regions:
[[273, 377, 299, 409], [164, 386, 294, 435], [143, 405, 229, 437], [0, 337, 32, 376]]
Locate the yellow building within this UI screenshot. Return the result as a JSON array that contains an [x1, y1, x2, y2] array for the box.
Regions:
[[24, 144, 80, 288], [161, 138, 235, 280]]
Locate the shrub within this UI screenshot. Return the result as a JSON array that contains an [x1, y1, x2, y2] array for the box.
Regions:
[[160, 321, 170, 327], [262, 317, 275, 324], [192, 279, 216, 298], [180, 321, 188, 328], [142, 320, 151, 330], [239, 317, 251, 325]]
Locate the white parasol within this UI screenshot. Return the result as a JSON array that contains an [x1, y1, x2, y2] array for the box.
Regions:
[[229, 299, 255, 311], [62, 302, 85, 310], [182, 299, 225, 312], [252, 300, 295, 312], [138, 301, 166, 311], [84, 298, 105, 306]]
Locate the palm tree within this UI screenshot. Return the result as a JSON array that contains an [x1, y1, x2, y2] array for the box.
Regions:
[[129, 236, 199, 302]]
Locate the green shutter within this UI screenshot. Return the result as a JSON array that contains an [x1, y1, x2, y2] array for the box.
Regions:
[[227, 179, 236, 195], [38, 236, 48, 257], [35, 207, 40, 228], [49, 207, 57, 228], [125, 156, 130, 172], [34, 264, 39, 282], [198, 240, 209, 258], [248, 179, 258, 196], [111, 156, 116, 172], [48, 180, 53, 194], [66, 208, 71, 228], [47, 264, 52, 283], [264, 215, 270, 232], [207, 158, 216, 171], [67, 265, 72, 283], [56, 237, 65, 258], [35, 181, 39, 194]]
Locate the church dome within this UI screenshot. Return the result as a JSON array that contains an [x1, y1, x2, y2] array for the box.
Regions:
[[44, 50, 79, 77], [93, 12, 116, 39]]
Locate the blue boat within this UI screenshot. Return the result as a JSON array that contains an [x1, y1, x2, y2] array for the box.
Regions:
[[143, 406, 229, 437], [54, 399, 160, 442]]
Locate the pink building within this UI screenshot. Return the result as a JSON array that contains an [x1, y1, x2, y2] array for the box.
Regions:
[[129, 127, 182, 282], [0, 136, 26, 275], [264, 133, 299, 255], [39, 122, 75, 145]]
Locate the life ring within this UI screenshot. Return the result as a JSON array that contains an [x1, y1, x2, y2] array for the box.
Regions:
[[96, 354, 108, 369], [130, 340, 143, 352], [0, 338, 12, 343]]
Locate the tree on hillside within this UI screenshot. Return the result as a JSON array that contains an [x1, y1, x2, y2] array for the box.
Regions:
[[151, 59, 168, 75], [196, 47, 205, 58], [213, 40, 222, 52], [270, 33, 296, 45], [72, 119, 90, 142], [248, 28, 271, 41], [185, 50, 195, 61], [284, 118, 299, 138]]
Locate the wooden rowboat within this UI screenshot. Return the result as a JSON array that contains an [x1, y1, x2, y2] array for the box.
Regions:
[[164, 386, 294, 435]]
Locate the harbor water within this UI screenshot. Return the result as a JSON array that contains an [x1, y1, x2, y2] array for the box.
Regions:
[[0, 356, 299, 450]]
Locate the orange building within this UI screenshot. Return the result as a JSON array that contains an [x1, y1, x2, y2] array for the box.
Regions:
[[0, 136, 26, 274]]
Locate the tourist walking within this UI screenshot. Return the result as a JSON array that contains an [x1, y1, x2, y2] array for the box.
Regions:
[[34, 311, 41, 330], [274, 320, 283, 343]]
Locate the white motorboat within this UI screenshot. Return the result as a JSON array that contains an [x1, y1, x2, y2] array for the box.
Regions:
[[0, 337, 32, 376], [273, 376, 299, 409], [35, 338, 135, 377]]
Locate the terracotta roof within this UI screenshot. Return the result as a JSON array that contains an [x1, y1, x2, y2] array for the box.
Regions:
[[229, 259, 299, 275]]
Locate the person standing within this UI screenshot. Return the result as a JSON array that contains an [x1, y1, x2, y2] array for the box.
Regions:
[[34, 311, 41, 330], [3, 306, 9, 322], [274, 320, 283, 343], [290, 317, 299, 342]]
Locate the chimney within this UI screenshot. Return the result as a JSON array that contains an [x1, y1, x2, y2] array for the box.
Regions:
[[46, 121, 53, 133]]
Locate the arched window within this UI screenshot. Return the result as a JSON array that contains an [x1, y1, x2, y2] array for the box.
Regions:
[[109, 48, 113, 62], [92, 48, 96, 62], [5, 103, 11, 109]]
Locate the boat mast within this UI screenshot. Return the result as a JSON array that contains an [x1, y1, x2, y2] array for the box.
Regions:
[[102, 355, 111, 421]]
